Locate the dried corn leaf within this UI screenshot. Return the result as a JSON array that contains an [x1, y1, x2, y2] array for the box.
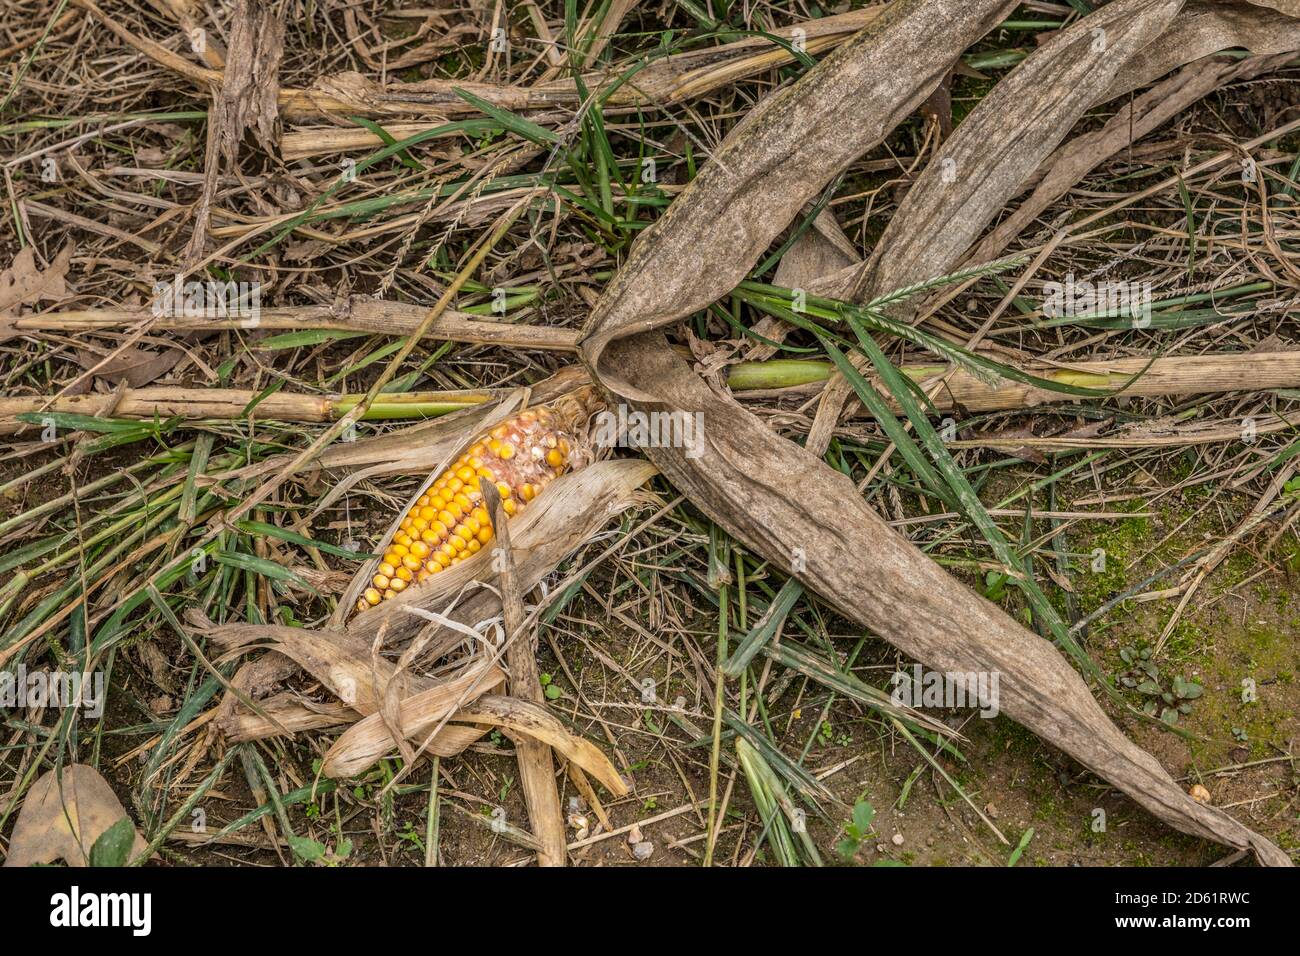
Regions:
[[581, 0, 1019, 395], [449, 696, 629, 797], [324, 691, 628, 797], [1107, 0, 1300, 97], [845, 0, 1184, 307], [201, 618, 422, 715], [970, 50, 1299, 265], [1243, 0, 1300, 18], [221, 694, 358, 741], [796, 0, 1300, 301], [578, 0, 1290, 864], [810, 0, 1300, 448]]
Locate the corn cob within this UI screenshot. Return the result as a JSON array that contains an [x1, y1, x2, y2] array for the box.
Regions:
[[355, 387, 601, 613]]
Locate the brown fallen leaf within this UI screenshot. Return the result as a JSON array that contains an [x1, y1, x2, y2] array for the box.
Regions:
[[0, 243, 74, 342], [74, 344, 185, 388], [4, 764, 148, 867]]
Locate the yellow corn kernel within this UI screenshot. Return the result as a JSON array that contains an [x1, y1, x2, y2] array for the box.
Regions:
[[356, 390, 598, 612]]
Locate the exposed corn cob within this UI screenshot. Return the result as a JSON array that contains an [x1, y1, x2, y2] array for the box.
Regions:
[[356, 387, 601, 613]]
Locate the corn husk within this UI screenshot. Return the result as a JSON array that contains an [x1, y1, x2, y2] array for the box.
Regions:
[[577, 0, 1291, 865]]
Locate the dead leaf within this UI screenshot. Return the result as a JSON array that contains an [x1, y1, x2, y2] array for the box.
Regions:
[[809, 0, 1300, 448], [74, 345, 184, 388], [214, 0, 284, 164], [0, 243, 74, 342], [185, 0, 284, 263], [1245, 0, 1300, 16], [4, 764, 148, 867]]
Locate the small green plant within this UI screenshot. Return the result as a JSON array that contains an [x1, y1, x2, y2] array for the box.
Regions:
[[288, 835, 352, 866], [982, 570, 1009, 602], [1006, 827, 1035, 867], [836, 799, 876, 860], [89, 818, 136, 867], [1116, 644, 1202, 724], [818, 719, 852, 746], [398, 820, 425, 853], [540, 673, 563, 700]]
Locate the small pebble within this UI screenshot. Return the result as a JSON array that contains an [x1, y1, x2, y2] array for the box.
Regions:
[[891, 832, 905, 846]]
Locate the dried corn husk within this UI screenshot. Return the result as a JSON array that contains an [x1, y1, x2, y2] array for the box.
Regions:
[[578, 0, 1291, 865]]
